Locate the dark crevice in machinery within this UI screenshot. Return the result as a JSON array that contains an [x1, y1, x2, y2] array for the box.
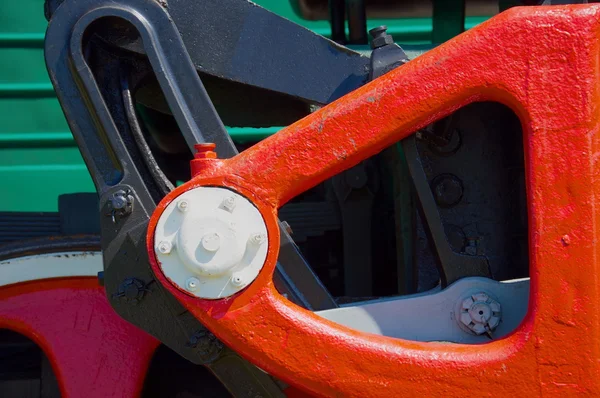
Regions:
[[411, 103, 528, 291], [0, 330, 61, 398], [142, 345, 230, 398]]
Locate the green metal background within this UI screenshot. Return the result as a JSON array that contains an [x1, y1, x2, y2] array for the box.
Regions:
[[0, 0, 490, 211]]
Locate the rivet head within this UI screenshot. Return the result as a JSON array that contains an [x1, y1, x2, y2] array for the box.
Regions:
[[177, 200, 189, 212], [186, 277, 200, 292], [157, 241, 172, 254]]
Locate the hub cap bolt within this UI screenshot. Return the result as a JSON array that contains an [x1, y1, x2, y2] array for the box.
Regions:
[[221, 196, 236, 212], [231, 275, 244, 287], [158, 241, 172, 254], [186, 277, 200, 292], [250, 233, 266, 245], [177, 200, 189, 212]]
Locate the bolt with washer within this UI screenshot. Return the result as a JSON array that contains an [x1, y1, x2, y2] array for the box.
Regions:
[[186, 277, 200, 292], [458, 292, 502, 337], [157, 241, 172, 254], [177, 200, 189, 212]]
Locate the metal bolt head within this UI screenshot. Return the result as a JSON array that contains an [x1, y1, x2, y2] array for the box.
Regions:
[[177, 200, 189, 212], [431, 173, 463, 208], [113, 278, 148, 303], [369, 26, 394, 49], [111, 194, 128, 210], [186, 277, 200, 292], [250, 233, 266, 245], [221, 196, 236, 212], [157, 241, 172, 254], [458, 292, 502, 336], [231, 275, 244, 287]]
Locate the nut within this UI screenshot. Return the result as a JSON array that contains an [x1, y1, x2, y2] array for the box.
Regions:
[[458, 292, 502, 336], [250, 233, 266, 245], [221, 196, 236, 212]]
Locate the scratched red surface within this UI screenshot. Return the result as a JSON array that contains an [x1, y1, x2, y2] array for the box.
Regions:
[[148, 5, 600, 397], [0, 279, 158, 397]]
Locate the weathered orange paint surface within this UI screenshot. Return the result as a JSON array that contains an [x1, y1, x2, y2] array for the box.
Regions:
[[149, 5, 600, 397], [0, 279, 158, 397]]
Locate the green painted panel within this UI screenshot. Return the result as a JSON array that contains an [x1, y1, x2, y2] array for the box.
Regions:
[[0, 0, 492, 211], [0, 98, 69, 133], [0, 48, 49, 83]]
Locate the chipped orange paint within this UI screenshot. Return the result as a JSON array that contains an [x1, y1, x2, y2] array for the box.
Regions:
[[148, 5, 600, 397]]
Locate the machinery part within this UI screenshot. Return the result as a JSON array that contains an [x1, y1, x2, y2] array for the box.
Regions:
[[368, 27, 409, 81], [0, 251, 158, 397], [113, 278, 152, 303], [456, 291, 502, 337], [318, 277, 524, 344], [369, 26, 394, 49], [0, 240, 288, 397], [45, 0, 337, 368], [45, 0, 370, 105], [147, 5, 600, 396], [107, 189, 134, 224], [430, 173, 464, 208], [332, 163, 375, 296], [329, 0, 346, 43], [153, 187, 268, 299], [404, 136, 491, 286], [346, 0, 368, 44]]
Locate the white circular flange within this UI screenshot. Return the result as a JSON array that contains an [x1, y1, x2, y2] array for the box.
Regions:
[[154, 187, 268, 299]]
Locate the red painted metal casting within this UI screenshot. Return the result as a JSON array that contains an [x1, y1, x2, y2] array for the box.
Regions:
[[148, 5, 600, 397], [0, 278, 158, 397]]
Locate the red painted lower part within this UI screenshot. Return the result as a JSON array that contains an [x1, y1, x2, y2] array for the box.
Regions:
[[0, 278, 158, 398]]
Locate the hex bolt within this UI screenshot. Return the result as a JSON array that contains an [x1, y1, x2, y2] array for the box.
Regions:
[[157, 241, 172, 254], [177, 200, 189, 212], [186, 277, 200, 292], [221, 196, 236, 212], [458, 292, 502, 337], [431, 173, 464, 208], [369, 25, 394, 49], [250, 233, 266, 245]]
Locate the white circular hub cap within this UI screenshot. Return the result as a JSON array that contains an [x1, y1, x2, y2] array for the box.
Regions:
[[154, 187, 268, 299]]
